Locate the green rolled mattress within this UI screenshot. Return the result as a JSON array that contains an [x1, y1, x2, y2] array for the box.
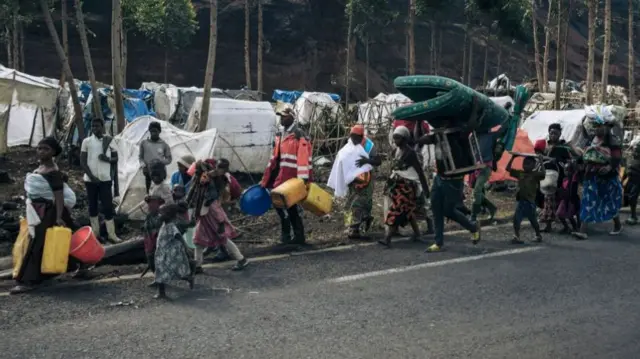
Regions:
[[391, 75, 509, 132]]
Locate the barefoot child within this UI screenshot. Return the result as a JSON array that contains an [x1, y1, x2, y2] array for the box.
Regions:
[[507, 154, 546, 243], [153, 203, 195, 299]]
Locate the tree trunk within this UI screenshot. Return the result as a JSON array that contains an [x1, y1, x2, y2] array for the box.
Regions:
[[430, 21, 436, 74], [562, 0, 571, 84], [461, 30, 467, 82], [75, 0, 104, 122], [60, 0, 68, 84], [586, 0, 596, 104], [542, 0, 554, 92], [554, 0, 562, 110], [365, 34, 369, 99], [39, 0, 85, 139], [244, 0, 252, 89], [200, 0, 218, 132], [121, 30, 127, 86], [437, 26, 442, 75], [112, 0, 126, 133], [496, 43, 502, 75], [163, 48, 169, 84], [5, 27, 11, 68], [257, 0, 263, 98], [467, 33, 473, 86], [531, 1, 544, 91], [19, 22, 25, 72], [12, 7, 19, 71], [483, 35, 489, 86], [408, 0, 416, 75], [629, 0, 636, 106], [345, 1, 353, 105], [601, 0, 611, 103]]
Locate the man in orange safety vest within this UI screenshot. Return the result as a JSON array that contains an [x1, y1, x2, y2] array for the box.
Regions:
[[260, 108, 312, 245]]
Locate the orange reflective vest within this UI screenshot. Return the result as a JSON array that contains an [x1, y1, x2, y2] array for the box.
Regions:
[[260, 126, 313, 188]]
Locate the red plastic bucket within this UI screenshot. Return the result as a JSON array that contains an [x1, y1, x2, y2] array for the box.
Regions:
[[69, 226, 105, 265]]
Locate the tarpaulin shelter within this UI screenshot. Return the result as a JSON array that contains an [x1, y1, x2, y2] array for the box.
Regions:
[[115, 115, 218, 220], [0, 65, 62, 147]]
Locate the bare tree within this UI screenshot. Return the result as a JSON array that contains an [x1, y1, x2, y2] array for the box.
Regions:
[[531, 0, 544, 90], [628, 0, 636, 106], [39, 0, 85, 138], [554, 0, 562, 109], [542, 0, 553, 92], [244, 0, 252, 89], [257, 0, 263, 98], [601, 0, 612, 103], [586, 0, 596, 104], [112, 0, 126, 132], [199, 0, 218, 132], [75, 0, 104, 122], [408, 0, 416, 75]]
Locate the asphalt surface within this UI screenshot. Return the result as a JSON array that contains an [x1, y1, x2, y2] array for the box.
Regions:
[[1, 221, 640, 358]]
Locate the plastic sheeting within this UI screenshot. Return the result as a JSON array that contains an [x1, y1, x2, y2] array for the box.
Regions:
[[272, 89, 340, 104], [185, 98, 277, 173], [357, 93, 411, 134], [115, 115, 218, 220], [489, 129, 535, 183], [293, 92, 341, 126], [521, 109, 586, 145]]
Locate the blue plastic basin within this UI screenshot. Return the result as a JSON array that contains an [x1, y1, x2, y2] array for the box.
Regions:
[[240, 184, 271, 216]]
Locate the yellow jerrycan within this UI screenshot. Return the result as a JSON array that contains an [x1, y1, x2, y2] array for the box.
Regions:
[[41, 226, 72, 274]]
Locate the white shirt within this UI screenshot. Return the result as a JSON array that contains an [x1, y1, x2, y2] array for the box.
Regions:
[[81, 135, 115, 182]]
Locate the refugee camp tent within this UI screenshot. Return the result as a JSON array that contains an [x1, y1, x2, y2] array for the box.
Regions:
[[115, 115, 218, 220], [0, 65, 62, 147], [185, 98, 276, 173], [272, 89, 340, 104], [522, 107, 625, 148], [142, 82, 261, 126], [293, 92, 341, 126], [489, 129, 535, 183], [357, 93, 411, 134]]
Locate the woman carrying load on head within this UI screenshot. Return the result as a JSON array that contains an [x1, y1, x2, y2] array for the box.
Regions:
[[379, 126, 430, 247], [534, 123, 582, 233], [344, 125, 382, 239], [572, 106, 623, 240], [11, 137, 78, 294]]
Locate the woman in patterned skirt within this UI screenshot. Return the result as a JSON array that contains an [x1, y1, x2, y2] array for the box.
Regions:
[[379, 126, 430, 247]]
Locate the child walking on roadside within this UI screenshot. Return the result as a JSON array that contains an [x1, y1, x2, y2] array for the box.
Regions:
[[142, 195, 165, 286], [507, 154, 546, 244], [153, 203, 195, 299]]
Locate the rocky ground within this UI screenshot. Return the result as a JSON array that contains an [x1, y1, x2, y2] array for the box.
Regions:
[[0, 146, 517, 261]]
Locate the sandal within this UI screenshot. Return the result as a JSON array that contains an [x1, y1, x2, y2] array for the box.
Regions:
[[9, 285, 34, 295], [572, 232, 588, 240], [609, 226, 623, 236]]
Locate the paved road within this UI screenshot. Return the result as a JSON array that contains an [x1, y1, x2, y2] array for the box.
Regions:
[[1, 222, 640, 358]]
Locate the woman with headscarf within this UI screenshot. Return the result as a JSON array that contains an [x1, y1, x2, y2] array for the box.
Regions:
[[11, 137, 77, 294], [344, 125, 381, 238], [572, 110, 623, 239], [188, 159, 248, 271], [170, 154, 196, 193], [379, 126, 430, 247]]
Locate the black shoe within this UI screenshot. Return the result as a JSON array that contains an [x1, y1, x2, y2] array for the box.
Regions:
[[231, 258, 249, 271]]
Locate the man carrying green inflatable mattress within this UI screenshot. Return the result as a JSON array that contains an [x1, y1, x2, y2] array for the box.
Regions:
[[417, 99, 483, 252]]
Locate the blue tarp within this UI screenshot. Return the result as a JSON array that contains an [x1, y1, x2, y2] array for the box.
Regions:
[[272, 89, 341, 103]]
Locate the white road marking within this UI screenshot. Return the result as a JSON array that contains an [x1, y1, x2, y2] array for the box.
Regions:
[[327, 247, 544, 284]]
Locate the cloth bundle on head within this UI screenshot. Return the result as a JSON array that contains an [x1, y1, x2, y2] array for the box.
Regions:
[[39, 136, 62, 157], [585, 105, 614, 125]]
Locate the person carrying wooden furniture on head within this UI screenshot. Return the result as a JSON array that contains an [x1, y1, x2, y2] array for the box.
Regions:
[[80, 118, 121, 244], [260, 108, 312, 246]]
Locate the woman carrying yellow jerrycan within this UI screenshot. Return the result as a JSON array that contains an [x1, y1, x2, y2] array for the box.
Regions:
[[11, 137, 77, 295]]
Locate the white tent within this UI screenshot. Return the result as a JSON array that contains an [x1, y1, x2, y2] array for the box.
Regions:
[[357, 93, 411, 134], [115, 115, 218, 220], [185, 97, 276, 173], [293, 92, 340, 125], [0, 65, 61, 148]]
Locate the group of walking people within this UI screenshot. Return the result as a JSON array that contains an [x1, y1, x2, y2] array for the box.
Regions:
[[10, 100, 638, 297]]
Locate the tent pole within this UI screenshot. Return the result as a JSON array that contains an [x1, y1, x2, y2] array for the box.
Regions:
[[28, 107, 39, 147], [40, 107, 46, 140]]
